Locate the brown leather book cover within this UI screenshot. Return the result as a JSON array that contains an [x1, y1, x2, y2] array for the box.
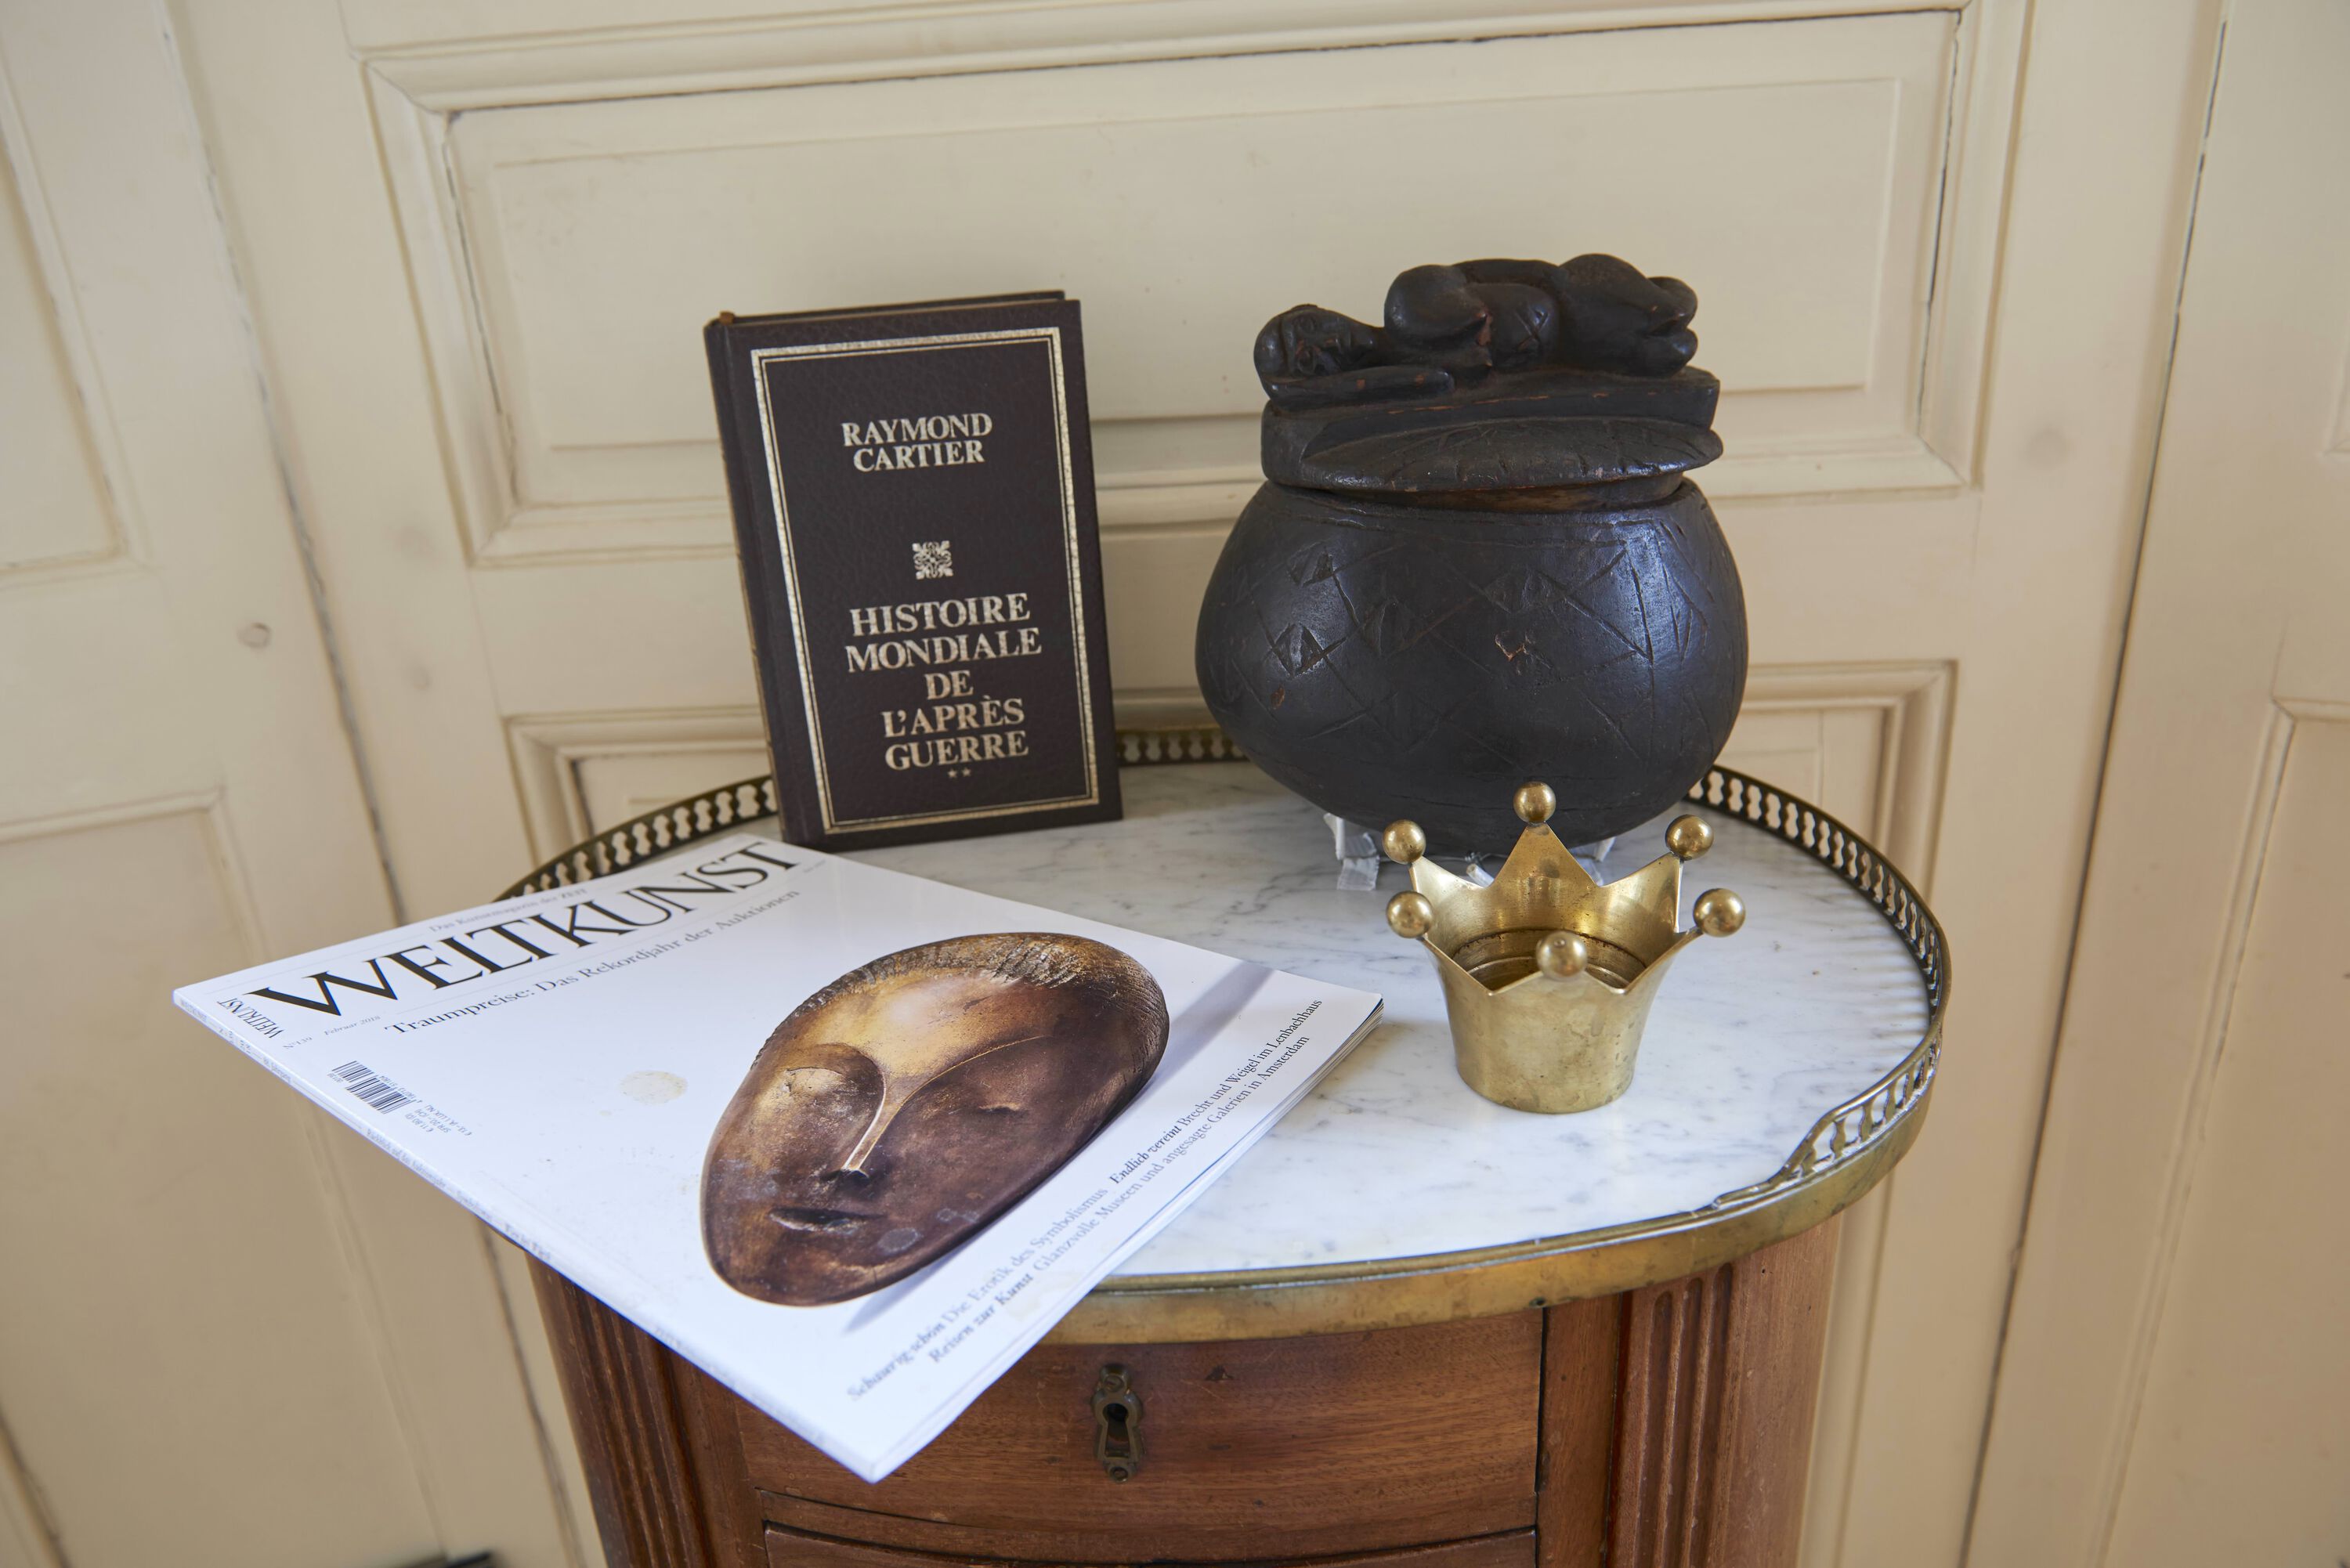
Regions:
[[706, 295, 1122, 850]]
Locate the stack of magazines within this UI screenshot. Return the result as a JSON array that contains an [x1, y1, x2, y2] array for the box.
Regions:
[[175, 833, 1381, 1480]]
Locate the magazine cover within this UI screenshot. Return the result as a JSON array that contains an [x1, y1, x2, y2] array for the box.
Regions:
[[173, 833, 1381, 1481]]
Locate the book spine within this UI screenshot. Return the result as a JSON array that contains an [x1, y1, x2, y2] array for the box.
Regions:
[[704, 318, 805, 844]]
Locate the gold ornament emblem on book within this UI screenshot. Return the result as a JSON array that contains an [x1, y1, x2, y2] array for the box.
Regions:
[[1383, 782, 1744, 1114]]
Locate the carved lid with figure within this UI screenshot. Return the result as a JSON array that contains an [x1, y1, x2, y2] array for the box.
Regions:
[[1253, 256, 1723, 497]]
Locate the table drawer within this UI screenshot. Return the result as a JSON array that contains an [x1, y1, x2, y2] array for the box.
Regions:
[[764, 1525, 1538, 1568], [739, 1313, 1542, 1561]]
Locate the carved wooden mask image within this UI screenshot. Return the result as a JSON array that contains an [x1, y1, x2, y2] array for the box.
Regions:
[[702, 933, 1170, 1306]]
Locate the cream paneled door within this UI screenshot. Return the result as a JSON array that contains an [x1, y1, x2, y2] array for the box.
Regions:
[[163, 1, 2224, 1565], [0, 5, 586, 1568], [1969, 2, 2350, 1563]]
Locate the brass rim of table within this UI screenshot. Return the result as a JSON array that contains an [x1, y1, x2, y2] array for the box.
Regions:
[[504, 755, 1949, 1343]]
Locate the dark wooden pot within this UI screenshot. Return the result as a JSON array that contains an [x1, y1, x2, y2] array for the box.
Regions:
[[1195, 476, 1747, 854]]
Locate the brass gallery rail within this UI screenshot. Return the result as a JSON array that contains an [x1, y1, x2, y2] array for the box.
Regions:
[[499, 747, 1949, 1338]]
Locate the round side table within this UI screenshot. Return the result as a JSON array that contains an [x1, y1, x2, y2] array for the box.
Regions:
[[512, 761, 1947, 1568]]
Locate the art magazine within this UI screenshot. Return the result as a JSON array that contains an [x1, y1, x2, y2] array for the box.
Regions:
[[173, 833, 1382, 1481]]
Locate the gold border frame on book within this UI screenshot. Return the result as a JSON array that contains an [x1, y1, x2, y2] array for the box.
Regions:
[[750, 328, 1102, 835], [501, 749, 1947, 1343]]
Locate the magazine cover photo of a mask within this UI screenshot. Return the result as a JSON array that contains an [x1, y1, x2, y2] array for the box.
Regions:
[[701, 931, 1170, 1306]]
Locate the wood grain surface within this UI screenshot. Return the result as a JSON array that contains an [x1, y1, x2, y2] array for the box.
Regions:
[[733, 1314, 1542, 1561], [1605, 1221, 1838, 1568], [1536, 1295, 1622, 1568], [547, 1226, 1842, 1568], [532, 1260, 715, 1568], [763, 1523, 1539, 1568]]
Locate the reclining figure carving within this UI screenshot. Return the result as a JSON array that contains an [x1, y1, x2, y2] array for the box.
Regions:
[[1253, 255, 1700, 410]]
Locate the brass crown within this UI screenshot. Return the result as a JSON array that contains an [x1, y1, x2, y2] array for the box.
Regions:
[[1383, 782, 1742, 1113]]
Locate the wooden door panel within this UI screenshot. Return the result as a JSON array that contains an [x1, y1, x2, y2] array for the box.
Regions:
[[410, 11, 1959, 569], [1970, 3, 2350, 1562], [0, 5, 585, 1565], [2100, 719, 2350, 1562], [0, 811, 425, 1564], [0, 136, 112, 572], [162, 2, 2230, 1566], [496, 665, 1951, 883]]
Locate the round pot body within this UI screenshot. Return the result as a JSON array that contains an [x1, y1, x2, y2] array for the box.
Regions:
[[1196, 480, 1747, 854]]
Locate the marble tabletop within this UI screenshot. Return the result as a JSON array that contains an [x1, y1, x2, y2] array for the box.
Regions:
[[790, 762, 1930, 1284]]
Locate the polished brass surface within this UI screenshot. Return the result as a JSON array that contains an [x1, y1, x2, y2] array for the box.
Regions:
[[1458, 927, 1639, 988], [1062, 764, 1947, 1342], [1091, 1364, 1142, 1482], [1694, 888, 1747, 938], [1535, 930, 1589, 980], [1665, 814, 1714, 859], [501, 757, 1947, 1347], [1385, 782, 1742, 1115], [1116, 723, 1248, 766], [1381, 818, 1428, 865], [496, 726, 1254, 901], [1385, 891, 1436, 939]]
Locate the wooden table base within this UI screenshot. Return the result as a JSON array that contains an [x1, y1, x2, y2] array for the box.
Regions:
[[532, 1219, 1838, 1568]]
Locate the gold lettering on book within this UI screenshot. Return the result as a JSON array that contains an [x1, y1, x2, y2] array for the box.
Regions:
[[844, 595, 1041, 773], [841, 411, 992, 471]]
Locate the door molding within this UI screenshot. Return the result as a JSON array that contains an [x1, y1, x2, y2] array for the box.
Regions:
[[0, 54, 132, 586], [1978, 699, 2345, 1564], [356, 0, 2023, 568], [1967, 0, 2344, 1546], [505, 706, 766, 858], [354, 0, 1954, 109]]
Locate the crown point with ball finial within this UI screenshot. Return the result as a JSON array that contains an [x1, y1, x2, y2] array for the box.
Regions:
[[1386, 891, 1435, 940], [1372, 778, 1752, 1115], [1665, 815, 1713, 860], [1694, 888, 1746, 938], [1535, 931, 1589, 979]]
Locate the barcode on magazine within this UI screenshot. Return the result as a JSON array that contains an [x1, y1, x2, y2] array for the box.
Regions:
[[330, 1060, 417, 1115]]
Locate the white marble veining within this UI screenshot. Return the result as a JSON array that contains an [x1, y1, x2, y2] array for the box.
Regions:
[[814, 764, 1929, 1280]]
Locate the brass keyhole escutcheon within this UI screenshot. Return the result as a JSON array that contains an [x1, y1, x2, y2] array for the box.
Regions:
[[1092, 1364, 1142, 1482]]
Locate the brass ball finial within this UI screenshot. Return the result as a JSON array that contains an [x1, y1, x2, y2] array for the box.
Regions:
[[1535, 930, 1589, 979], [1513, 782, 1556, 825], [1665, 815, 1713, 860], [1386, 891, 1435, 940], [1383, 819, 1427, 864], [1694, 888, 1746, 938]]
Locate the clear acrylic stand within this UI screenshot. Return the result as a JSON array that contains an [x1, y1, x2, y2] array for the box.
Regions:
[[1324, 813, 1614, 891]]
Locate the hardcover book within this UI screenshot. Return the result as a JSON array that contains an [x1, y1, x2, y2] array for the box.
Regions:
[[173, 833, 1381, 1481], [707, 294, 1123, 850]]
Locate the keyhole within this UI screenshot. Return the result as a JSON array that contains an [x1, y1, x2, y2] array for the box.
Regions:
[[1093, 1366, 1141, 1482], [1102, 1404, 1131, 1480]]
